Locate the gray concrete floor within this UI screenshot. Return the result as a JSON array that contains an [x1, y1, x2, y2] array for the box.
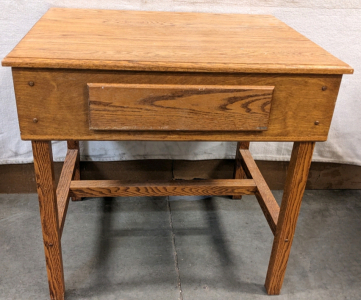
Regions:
[[0, 190, 360, 300]]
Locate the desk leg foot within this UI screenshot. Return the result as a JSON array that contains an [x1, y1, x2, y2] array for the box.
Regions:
[[233, 142, 250, 199], [67, 141, 81, 201], [265, 142, 315, 295], [32, 141, 65, 300]]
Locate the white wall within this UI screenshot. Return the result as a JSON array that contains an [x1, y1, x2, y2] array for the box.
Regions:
[[0, 1, 359, 164]]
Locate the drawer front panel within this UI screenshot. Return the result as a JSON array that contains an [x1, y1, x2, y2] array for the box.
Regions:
[[88, 84, 274, 131], [12, 69, 342, 141]]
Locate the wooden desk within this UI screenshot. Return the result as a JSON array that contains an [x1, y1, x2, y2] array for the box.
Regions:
[[2, 8, 353, 300]]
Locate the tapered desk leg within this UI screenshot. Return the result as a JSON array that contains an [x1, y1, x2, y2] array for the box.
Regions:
[[233, 142, 250, 199], [67, 141, 81, 201], [265, 141, 315, 295], [32, 141, 65, 300]]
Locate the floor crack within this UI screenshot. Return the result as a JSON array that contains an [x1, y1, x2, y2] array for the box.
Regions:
[[167, 197, 183, 300]]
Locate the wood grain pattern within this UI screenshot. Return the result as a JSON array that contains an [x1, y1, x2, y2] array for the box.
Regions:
[[240, 149, 280, 234], [4, 159, 361, 193], [67, 141, 81, 201], [265, 142, 315, 295], [32, 141, 65, 300], [233, 142, 250, 199], [4, 8, 352, 299], [12, 69, 342, 141], [2, 8, 353, 74], [88, 84, 273, 131], [56, 149, 78, 237], [69, 179, 257, 198]]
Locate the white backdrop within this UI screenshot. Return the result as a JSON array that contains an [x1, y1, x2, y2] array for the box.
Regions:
[[0, 1, 359, 165]]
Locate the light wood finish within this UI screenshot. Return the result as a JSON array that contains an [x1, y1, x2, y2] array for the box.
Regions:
[[88, 83, 274, 131], [69, 179, 257, 198], [32, 141, 65, 300], [233, 142, 250, 199], [265, 142, 315, 295], [241, 149, 280, 235], [67, 141, 81, 201], [56, 149, 78, 236], [2, 8, 352, 74], [3, 8, 352, 299], [12, 69, 342, 141]]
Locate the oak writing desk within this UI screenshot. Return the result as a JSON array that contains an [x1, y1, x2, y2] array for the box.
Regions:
[[2, 8, 353, 300]]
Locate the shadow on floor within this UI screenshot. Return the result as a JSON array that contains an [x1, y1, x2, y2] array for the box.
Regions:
[[66, 197, 266, 299]]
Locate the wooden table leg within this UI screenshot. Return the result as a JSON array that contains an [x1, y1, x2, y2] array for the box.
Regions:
[[32, 141, 65, 300], [67, 141, 81, 201], [265, 141, 315, 295], [233, 142, 250, 199]]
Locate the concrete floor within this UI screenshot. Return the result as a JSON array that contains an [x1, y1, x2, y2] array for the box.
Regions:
[[0, 190, 360, 300]]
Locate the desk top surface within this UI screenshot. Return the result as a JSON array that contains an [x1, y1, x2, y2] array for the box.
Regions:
[[2, 8, 352, 74]]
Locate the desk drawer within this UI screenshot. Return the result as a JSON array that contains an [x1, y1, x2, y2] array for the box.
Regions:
[[12, 68, 342, 141], [88, 83, 274, 131]]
